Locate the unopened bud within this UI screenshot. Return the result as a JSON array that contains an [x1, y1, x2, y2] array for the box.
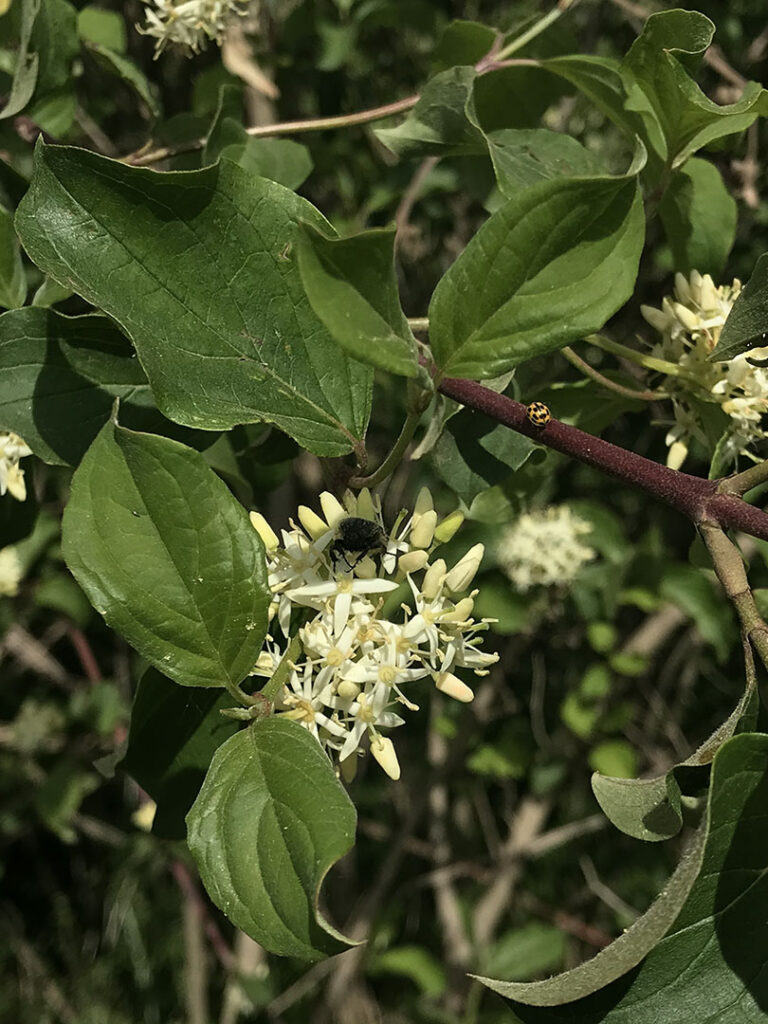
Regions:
[[666, 440, 688, 471], [444, 543, 484, 593], [370, 735, 401, 780], [249, 511, 279, 552], [414, 486, 434, 517], [356, 487, 376, 521], [442, 596, 474, 622], [640, 304, 669, 333], [435, 672, 474, 703], [674, 272, 692, 305], [399, 550, 430, 575], [320, 491, 347, 528], [410, 510, 437, 548], [298, 505, 328, 539], [337, 679, 361, 700], [700, 273, 718, 312], [422, 558, 446, 599], [434, 509, 464, 544], [673, 303, 700, 332]]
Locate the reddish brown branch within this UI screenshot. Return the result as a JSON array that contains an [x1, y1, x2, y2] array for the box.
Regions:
[[437, 376, 768, 542]]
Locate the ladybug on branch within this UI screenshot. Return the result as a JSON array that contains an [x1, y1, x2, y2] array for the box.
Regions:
[[525, 402, 552, 428]]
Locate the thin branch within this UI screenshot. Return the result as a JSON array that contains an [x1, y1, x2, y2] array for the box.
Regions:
[[349, 409, 422, 488], [395, 156, 440, 249], [717, 458, 768, 497], [561, 345, 657, 401], [436, 374, 768, 543]]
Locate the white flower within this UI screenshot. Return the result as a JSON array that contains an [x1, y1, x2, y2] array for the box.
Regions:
[[499, 506, 595, 591], [0, 432, 32, 502], [641, 270, 768, 468], [0, 547, 22, 597], [248, 489, 499, 777], [138, 0, 249, 55]]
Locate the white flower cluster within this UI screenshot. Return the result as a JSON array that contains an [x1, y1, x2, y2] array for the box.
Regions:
[[249, 488, 498, 780], [0, 547, 22, 597], [499, 506, 595, 591], [138, 0, 248, 55], [0, 431, 32, 502], [641, 270, 768, 469]]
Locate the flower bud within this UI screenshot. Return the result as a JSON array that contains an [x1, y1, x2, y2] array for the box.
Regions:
[[399, 550, 429, 575], [370, 735, 401, 780], [414, 486, 434, 517], [354, 555, 377, 579], [434, 509, 464, 544], [298, 505, 328, 539], [337, 679, 361, 700], [666, 440, 688, 471], [422, 558, 446, 599], [320, 491, 346, 528], [249, 511, 279, 552], [674, 271, 692, 305], [640, 304, 669, 333], [356, 487, 376, 521], [410, 509, 437, 549], [435, 672, 474, 703], [700, 274, 718, 312], [442, 596, 474, 622], [673, 303, 700, 333], [444, 543, 484, 593]]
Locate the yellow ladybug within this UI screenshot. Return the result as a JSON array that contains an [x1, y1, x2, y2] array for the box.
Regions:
[[526, 402, 551, 427]]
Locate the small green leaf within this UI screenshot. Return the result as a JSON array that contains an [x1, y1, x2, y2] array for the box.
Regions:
[[659, 158, 737, 276], [430, 408, 536, 504], [429, 173, 644, 378], [86, 43, 161, 119], [0, 205, 25, 310], [711, 252, 768, 360], [62, 420, 269, 689], [481, 733, 768, 1019], [592, 673, 757, 842], [430, 20, 497, 76], [16, 144, 372, 456], [589, 739, 637, 779], [375, 66, 486, 158], [0, 308, 207, 465], [36, 760, 99, 843], [77, 6, 126, 51], [660, 564, 734, 661], [542, 55, 641, 143], [296, 224, 418, 377], [123, 667, 238, 839], [186, 718, 357, 960], [481, 924, 567, 983], [370, 946, 447, 997]]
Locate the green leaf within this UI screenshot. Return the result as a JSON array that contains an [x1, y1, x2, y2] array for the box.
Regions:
[[481, 924, 567, 983], [0, 308, 208, 465], [296, 224, 418, 377], [62, 420, 269, 689], [35, 759, 99, 843], [660, 564, 734, 661], [123, 667, 238, 840], [86, 43, 161, 120], [15, 144, 372, 457], [589, 739, 637, 779], [658, 158, 737, 276], [430, 408, 536, 504], [186, 718, 357, 960], [429, 173, 644, 378], [481, 733, 768, 1019], [0, 204, 25, 310], [375, 66, 486, 158], [430, 20, 497, 76], [592, 672, 757, 842], [622, 10, 768, 173], [1, 0, 79, 134], [370, 946, 447, 997], [205, 87, 312, 190], [77, 6, 126, 52], [711, 252, 768, 361], [542, 55, 640, 143], [487, 128, 606, 197]]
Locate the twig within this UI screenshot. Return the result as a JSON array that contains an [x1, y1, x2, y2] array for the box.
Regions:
[[1, 624, 71, 689], [171, 861, 209, 1024], [580, 855, 639, 920], [395, 156, 440, 249], [69, 626, 102, 683], [349, 409, 422, 488], [561, 345, 657, 401]]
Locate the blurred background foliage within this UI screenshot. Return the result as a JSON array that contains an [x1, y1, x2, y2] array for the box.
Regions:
[[1, 0, 767, 1021]]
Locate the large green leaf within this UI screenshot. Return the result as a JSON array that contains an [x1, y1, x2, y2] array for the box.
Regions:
[[479, 732, 768, 1019], [622, 10, 768, 173], [296, 224, 418, 377], [123, 667, 238, 840], [0, 205, 25, 310], [62, 420, 269, 689], [487, 129, 606, 198], [0, 308, 209, 465], [187, 718, 357, 960], [428, 173, 644, 379], [711, 252, 768, 361], [659, 158, 737, 277], [15, 144, 372, 456]]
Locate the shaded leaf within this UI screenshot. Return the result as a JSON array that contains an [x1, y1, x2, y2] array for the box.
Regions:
[[482, 734, 768, 1020], [430, 20, 497, 76], [659, 158, 737, 276], [86, 43, 160, 119], [0, 205, 25, 310], [62, 421, 269, 689], [296, 224, 418, 377], [487, 129, 605, 197], [712, 252, 768, 360], [16, 144, 372, 456], [123, 667, 238, 839], [187, 718, 357, 960]]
